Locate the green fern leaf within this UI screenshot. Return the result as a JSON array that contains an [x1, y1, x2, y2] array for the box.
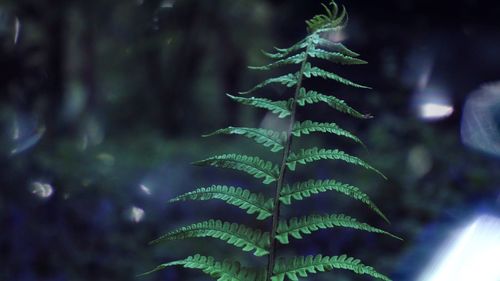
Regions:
[[303, 62, 370, 89], [296, 88, 371, 119], [249, 52, 306, 70], [261, 38, 308, 60], [193, 154, 280, 184], [203, 127, 286, 153], [286, 147, 386, 179], [169, 185, 273, 220], [271, 254, 391, 281], [280, 179, 388, 223], [292, 120, 364, 146], [227, 94, 291, 118], [150, 220, 270, 256], [306, 1, 347, 34], [307, 47, 367, 65], [140, 254, 265, 281], [239, 73, 298, 95], [311, 36, 360, 57], [262, 31, 359, 62], [276, 214, 400, 244]]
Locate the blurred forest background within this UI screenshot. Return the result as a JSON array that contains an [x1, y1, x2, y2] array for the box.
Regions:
[[1, 0, 499, 280]]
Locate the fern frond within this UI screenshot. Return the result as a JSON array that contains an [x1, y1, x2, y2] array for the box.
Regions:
[[169, 185, 274, 220], [263, 39, 308, 59], [140, 254, 265, 281], [307, 47, 367, 65], [311, 36, 360, 57], [271, 254, 391, 281], [227, 94, 291, 118], [239, 73, 298, 95], [306, 0, 347, 34], [193, 154, 280, 184], [292, 120, 364, 146], [203, 127, 286, 153], [276, 214, 400, 244], [249, 52, 306, 71], [286, 147, 386, 179], [297, 88, 372, 119], [303, 63, 370, 89], [151, 220, 270, 256], [280, 179, 388, 223]]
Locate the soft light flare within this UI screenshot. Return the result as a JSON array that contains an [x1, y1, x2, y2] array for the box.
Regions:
[[129, 206, 145, 223], [418, 215, 500, 281], [419, 103, 454, 120]]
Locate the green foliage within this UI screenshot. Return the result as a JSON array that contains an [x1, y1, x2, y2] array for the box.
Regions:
[[280, 179, 388, 222], [144, 1, 399, 280], [227, 94, 292, 118], [307, 47, 367, 65], [296, 88, 372, 119], [292, 120, 364, 145], [275, 214, 401, 244], [150, 219, 271, 256], [204, 127, 286, 153], [239, 73, 298, 95], [286, 147, 387, 179], [305, 1, 347, 33], [272, 255, 391, 281], [193, 154, 280, 184], [170, 185, 274, 220], [303, 62, 370, 89], [139, 254, 265, 281]]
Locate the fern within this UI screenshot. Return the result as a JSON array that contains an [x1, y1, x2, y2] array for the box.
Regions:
[[296, 88, 372, 119], [286, 147, 387, 179], [151, 219, 270, 256], [239, 73, 298, 95], [292, 120, 364, 146], [139, 254, 265, 281], [143, 2, 400, 281], [272, 255, 391, 281], [193, 154, 280, 184], [303, 62, 370, 89], [280, 179, 388, 223], [227, 94, 292, 118], [307, 47, 367, 65], [170, 185, 274, 220], [275, 214, 401, 244], [204, 127, 286, 153]]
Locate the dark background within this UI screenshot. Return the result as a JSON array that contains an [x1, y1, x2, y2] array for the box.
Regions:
[[1, 0, 499, 280]]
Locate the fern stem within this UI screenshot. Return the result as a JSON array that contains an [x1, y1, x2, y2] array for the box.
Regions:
[[266, 45, 311, 281]]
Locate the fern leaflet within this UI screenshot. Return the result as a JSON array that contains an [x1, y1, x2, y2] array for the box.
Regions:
[[307, 47, 367, 65], [249, 52, 306, 71], [296, 88, 372, 119], [280, 179, 388, 223], [227, 94, 292, 118], [292, 120, 364, 146], [193, 154, 280, 184], [271, 254, 391, 281], [204, 127, 286, 153], [303, 63, 370, 89], [275, 214, 400, 244], [151, 219, 270, 256], [286, 147, 387, 179], [140, 254, 265, 281], [239, 74, 298, 95], [312, 36, 360, 57], [169, 185, 273, 220]]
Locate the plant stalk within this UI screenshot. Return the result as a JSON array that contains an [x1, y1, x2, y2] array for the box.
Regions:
[[265, 47, 310, 281]]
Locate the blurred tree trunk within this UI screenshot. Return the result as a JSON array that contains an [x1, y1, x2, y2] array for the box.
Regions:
[[45, 0, 66, 136], [81, 1, 97, 112]]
